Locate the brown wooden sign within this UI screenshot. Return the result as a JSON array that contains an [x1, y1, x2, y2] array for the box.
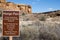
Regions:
[[3, 11, 19, 36]]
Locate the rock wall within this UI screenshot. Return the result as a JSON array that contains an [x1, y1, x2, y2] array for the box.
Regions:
[[17, 4, 32, 14], [0, 0, 6, 3], [0, 0, 32, 14]]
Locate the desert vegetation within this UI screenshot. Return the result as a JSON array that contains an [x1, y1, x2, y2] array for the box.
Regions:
[[0, 10, 60, 40], [12, 20, 60, 40]]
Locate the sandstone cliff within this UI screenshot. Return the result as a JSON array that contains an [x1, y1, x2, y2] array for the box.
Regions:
[[0, 0, 32, 14]]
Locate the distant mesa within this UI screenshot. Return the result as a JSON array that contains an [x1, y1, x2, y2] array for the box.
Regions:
[[33, 10, 60, 18], [0, 0, 32, 14]]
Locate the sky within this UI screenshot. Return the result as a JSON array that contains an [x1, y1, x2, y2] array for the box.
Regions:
[[7, 0, 60, 13]]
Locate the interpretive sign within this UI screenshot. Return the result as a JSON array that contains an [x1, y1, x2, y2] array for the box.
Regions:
[[3, 11, 19, 36]]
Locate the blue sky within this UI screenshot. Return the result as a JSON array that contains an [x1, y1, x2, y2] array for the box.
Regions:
[[7, 0, 60, 13]]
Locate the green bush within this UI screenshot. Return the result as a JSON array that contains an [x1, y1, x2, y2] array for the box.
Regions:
[[39, 16, 46, 21], [0, 14, 2, 17], [22, 13, 25, 16]]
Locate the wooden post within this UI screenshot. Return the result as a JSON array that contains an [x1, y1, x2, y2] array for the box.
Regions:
[[9, 36, 13, 40]]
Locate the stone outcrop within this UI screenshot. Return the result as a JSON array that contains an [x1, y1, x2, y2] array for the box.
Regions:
[[17, 4, 32, 14], [0, 0, 6, 3], [0, 0, 32, 14]]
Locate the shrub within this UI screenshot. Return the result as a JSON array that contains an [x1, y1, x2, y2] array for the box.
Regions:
[[0, 14, 2, 17], [22, 13, 25, 16], [39, 32, 58, 40], [39, 16, 46, 21]]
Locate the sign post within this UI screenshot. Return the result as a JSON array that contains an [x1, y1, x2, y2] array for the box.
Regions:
[[9, 36, 12, 40], [3, 11, 19, 40]]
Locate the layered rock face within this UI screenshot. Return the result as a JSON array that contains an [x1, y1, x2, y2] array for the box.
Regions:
[[17, 4, 32, 14], [0, 0, 6, 3], [0, 0, 32, 14]]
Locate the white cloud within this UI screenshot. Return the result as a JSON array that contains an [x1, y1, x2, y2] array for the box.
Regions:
[[48, 8, 58, 11], [48, 8, 54, 10]]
